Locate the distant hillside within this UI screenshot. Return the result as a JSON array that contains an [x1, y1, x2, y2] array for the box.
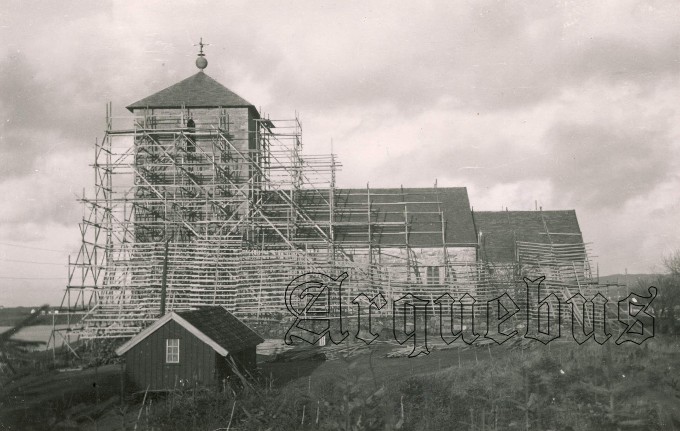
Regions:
[[598, 273, 662, 288], [597, 273, 664, 300], [0, 307, 70, 327]]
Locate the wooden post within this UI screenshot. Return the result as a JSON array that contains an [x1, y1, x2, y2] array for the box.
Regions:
[[160, 239, 170, 316], [51, 313, 56, 363], [120, 361, 125, 405], [367, 184, 373, 282]]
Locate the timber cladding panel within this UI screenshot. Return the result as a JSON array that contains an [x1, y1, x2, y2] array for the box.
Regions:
[[124, 319, 216, 391]]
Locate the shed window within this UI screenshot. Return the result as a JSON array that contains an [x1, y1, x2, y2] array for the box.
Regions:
[[166, 339, 180, 363], [426, 266, 441, 285]]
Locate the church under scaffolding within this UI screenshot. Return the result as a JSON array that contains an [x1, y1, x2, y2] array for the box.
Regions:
[[57, 49, 607, 340]]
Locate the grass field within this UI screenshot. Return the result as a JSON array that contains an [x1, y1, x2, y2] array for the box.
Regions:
[[1, 335, 679, 430]]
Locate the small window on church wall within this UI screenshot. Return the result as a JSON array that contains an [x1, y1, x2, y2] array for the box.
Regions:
[[166, 339, 180, 363]]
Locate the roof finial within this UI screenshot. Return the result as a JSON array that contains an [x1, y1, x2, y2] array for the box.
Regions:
[[194, 37, 209, 71]]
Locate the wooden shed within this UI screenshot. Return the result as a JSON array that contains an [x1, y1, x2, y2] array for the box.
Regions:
[[115, 306, 263, 391]]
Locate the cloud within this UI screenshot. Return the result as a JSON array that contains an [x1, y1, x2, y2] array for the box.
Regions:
[[566, 36, 680, 86], [256, 0, 680, 114], [0, 52, 104, 180], [0, 147, 89, 226], [583, 174, 680, 274], [542, 119, 675, 208], [0, 0, 679, 281], [0, 53, 52, 130]]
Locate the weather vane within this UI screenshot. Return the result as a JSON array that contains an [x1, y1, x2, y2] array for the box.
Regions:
[[194, 37, 209, 70]]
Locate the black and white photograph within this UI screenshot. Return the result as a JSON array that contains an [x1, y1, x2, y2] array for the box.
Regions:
[[1, 1, 679, 430]]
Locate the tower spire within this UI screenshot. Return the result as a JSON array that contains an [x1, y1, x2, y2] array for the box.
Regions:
[[194, 37, 209, 70]]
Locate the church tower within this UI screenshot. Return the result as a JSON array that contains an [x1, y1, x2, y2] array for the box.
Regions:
[[125, 41, 262, 242], [63, 42, 333, 338]]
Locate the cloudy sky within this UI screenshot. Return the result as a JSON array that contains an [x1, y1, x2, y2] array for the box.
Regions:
[[0, 1, 678, 306]]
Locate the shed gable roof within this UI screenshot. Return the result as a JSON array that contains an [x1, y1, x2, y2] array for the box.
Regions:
[[115, 306, 263, 356], [126, 72, 255, 112], [177, 307, 264, 354]]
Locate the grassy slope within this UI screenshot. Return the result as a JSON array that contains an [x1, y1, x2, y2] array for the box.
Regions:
[[1, 337, 678, 430], [147, 338, 680, 431]]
